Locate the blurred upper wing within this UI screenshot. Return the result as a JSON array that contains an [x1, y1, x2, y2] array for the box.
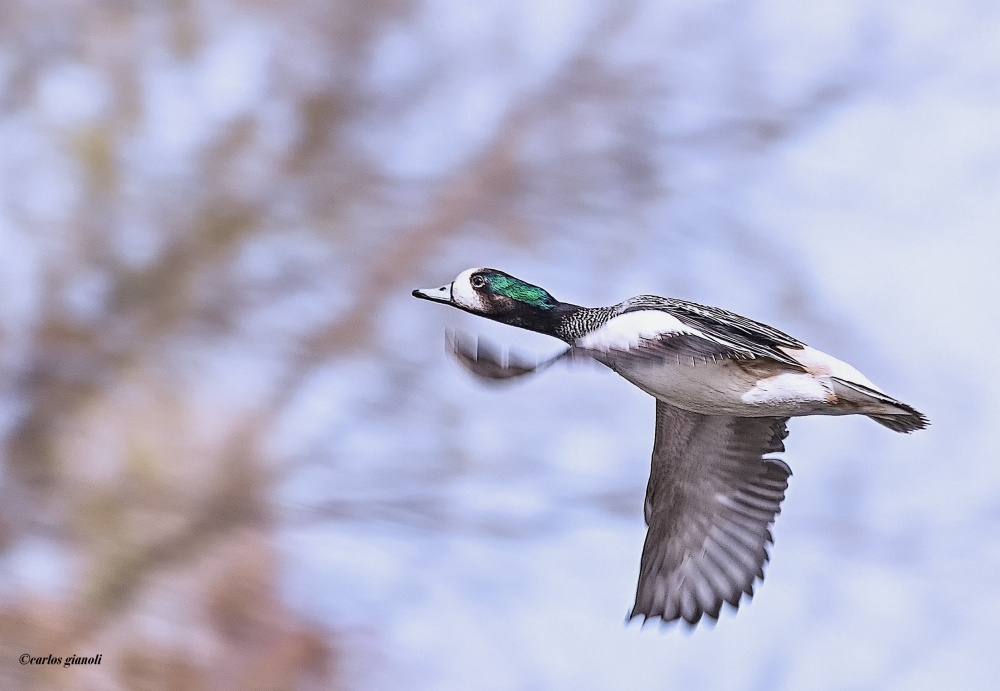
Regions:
[[446, 330, 570, 382], [631, 402, 791, 625]]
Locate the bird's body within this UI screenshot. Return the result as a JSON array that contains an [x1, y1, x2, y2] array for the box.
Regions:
[[413, 267, 927, 626], [576, 301, 913, 423]]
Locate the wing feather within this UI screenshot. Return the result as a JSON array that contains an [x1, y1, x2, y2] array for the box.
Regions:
[[446, 330, 569, 382], [630, 402, 792, 626], [619, 297, 806, 368]]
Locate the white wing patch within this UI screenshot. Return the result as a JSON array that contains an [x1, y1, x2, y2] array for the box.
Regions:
[[779, 345, 881, 391], [576, 310, 703, 351], [740, 371, 831, 407]]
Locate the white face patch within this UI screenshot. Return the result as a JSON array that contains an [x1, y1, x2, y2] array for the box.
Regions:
[[449, 267, 488, 311]]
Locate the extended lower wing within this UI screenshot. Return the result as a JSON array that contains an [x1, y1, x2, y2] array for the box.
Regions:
[[631, 402, 791, 626]]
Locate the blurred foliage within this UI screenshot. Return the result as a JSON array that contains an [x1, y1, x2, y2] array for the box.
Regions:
[[0, 0, 860, 687]]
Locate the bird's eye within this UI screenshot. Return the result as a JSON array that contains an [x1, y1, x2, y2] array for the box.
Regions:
[[470, 275, 486, 289]]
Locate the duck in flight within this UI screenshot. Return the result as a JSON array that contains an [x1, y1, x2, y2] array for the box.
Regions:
[[413, 268, 927, 626]]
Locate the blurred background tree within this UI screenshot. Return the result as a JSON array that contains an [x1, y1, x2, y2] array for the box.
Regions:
[[0, 0, 995, 689]]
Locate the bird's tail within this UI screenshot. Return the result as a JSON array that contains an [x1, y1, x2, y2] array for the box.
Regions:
[[830, 377, 928, 433]]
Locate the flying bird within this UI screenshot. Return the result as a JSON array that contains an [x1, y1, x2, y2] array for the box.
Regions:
[[413, 268, 927, 626]]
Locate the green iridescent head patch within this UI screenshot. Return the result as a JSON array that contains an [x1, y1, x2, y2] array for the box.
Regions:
[[484, 273, 555, 309]]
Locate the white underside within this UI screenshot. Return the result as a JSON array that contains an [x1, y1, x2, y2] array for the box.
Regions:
[[574, 309, 900, 417], [608, 345, 892, 418]]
